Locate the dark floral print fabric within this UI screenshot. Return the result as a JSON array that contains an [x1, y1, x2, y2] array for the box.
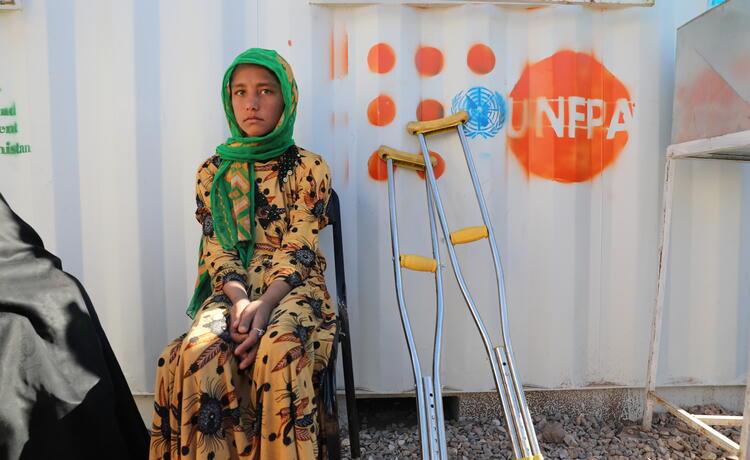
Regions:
[[149, 149, 336, 460]]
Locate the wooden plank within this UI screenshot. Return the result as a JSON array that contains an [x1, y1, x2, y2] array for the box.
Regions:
[[649, 392, 740, 454], [694, 415, 744, 427], [643, 158, 675, 430], [667, 129, 750, 161]]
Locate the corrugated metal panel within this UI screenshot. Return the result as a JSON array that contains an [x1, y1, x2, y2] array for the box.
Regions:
[[0, 0, 746, 396]]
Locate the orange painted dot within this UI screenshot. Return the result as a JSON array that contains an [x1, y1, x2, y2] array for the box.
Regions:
[[417, 152, 446, 180], [368, 150, 394, 181], [368, 43, 396, 74], [288, 39, 292, 46], [367, 94, 396, 127], [416, 99, 444, 122], [467, 43, 495, 75], [415, 46, 444, 77]]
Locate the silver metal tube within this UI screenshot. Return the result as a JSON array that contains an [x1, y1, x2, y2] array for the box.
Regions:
[[426, 183, 448, 459], [493, 350, 532, 455], [456, 125, 540, 453], [386, 159, 430, 458], [494, 345, 535, 452], [416, 133, 527, 458], [504, 351, 541, 453], [423, 376, 442, 459]]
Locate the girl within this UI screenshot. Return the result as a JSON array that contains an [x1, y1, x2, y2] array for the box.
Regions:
[[149, 48, 336, 460]]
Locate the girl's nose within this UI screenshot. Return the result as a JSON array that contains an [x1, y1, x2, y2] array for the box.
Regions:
[[248, 95, 259, 111]]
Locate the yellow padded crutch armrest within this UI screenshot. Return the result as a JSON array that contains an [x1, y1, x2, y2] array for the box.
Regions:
[[449, 225, 489, 245], [399, 254, 438, 273], [406, 111, 469, 136], [378, 145, 437, 171]]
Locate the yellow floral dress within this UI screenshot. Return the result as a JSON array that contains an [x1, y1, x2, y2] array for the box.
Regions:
[[149, 146, 337, 460]]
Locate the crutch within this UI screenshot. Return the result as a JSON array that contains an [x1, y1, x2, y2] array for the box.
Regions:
[[407, 111, 543, 460], [378, 146, 449, 460]]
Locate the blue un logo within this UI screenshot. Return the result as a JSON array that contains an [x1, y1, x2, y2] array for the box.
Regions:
[[451, 86, 505, 139]]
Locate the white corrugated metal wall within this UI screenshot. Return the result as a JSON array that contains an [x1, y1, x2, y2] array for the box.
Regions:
[[0, 0, 747, 397]]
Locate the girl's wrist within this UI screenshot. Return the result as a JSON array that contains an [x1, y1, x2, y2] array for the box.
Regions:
[[255, 297, 274, 312]]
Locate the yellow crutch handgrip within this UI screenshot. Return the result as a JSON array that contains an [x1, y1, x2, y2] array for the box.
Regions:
[[407, 111, 469, 136], [378, 145, 437, 171], [399, 254, 438, 273], [449, 225, 489, 245], [517, 455, 544, 460]]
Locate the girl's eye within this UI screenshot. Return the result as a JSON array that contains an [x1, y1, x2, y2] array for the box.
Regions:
[[261, 89, 273, 95], [234, 90, 245, 96]]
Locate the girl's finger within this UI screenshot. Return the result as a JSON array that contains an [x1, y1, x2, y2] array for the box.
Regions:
[[238, 308, 255, 334], [234, 331, 259, 356], [230, 330, 248, 344]]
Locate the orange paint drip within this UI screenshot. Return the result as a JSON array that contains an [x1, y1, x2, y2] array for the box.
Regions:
[[415, 46, 444, 77], [329, 32, 349, 79], [416, 99, 444, 122], [368, 43, 396, 74], [417, 152, 446, 180], [367, 94, 396, 127], [467, 44, 495, 75], [329, 31, 334, 80], [507, 50, 633, 183], [341, 33, 349, 78], [342, 150, 350, 185], [368, 150, 394, 181]]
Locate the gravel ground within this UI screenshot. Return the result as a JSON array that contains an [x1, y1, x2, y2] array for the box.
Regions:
[[337, 400, 743, 460]]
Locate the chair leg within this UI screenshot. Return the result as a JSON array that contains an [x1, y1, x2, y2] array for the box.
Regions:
[[320, 404, 341, 460], [326, 190, 360, 459], [326, 427, 342, 460], [338, 304, 361, 459], [318, 359, 342, 460]]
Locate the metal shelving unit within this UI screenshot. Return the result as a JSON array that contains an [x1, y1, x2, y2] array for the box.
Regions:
[[643, 129, 750, 460]]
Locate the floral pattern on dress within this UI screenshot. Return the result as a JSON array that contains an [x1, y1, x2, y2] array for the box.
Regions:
[[149, 148, 336, 460]]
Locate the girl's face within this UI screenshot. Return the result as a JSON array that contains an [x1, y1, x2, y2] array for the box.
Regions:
[[230, 64, 284, 138]]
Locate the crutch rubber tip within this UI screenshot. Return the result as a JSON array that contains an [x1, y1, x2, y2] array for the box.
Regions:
[[407, 111, 469, 136], [449, 225, 489, 245], [399, 254, 438, 273]]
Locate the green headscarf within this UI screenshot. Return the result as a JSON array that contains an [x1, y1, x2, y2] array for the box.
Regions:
[[187, 48, 298, 318]]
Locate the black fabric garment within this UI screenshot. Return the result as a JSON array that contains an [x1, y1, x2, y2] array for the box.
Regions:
[[0, 193, 148, 460]]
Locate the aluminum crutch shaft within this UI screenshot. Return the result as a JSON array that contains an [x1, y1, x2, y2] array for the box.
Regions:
[[426, 180, 448, 457], [408, 110, 543, 459], [456, 124, 541, 455], [416, 133, 531, 459], [386, 158, 431, 459], [383, 149, 448, 460]]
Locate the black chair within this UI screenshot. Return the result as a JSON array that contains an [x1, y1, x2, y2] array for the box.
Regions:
[[320, 189, 361, 460]]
